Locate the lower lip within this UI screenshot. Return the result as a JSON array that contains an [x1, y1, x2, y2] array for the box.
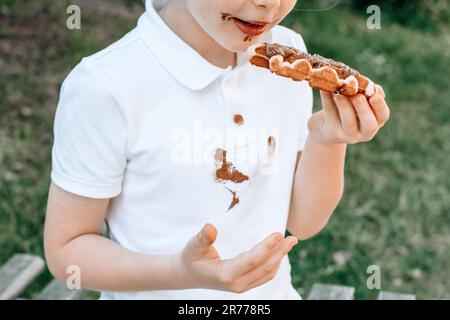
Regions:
[[232, 18, 267, 36]]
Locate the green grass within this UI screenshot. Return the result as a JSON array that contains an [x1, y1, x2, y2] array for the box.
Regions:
[[0, 0, 141, 299], [0, 1, 449, 299]]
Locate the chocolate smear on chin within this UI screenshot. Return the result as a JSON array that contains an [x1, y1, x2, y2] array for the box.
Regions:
[[221, 13, 233, 21]]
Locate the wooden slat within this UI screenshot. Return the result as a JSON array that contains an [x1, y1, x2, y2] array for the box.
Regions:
[[36, 279, 89, 300], [378, 291, 416, 300], [0, 254, 45, 300], [307, 283, 355, 300]]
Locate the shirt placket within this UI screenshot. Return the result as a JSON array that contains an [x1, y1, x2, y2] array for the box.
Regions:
[[218, 70, 260, 189]]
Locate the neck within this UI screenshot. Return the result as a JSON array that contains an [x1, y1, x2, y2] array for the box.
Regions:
[[158, 0, 236, 69]]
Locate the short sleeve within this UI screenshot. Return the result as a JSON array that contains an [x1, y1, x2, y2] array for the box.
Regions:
[[293, 32, 313, 151], [51, 60, 127, 199]]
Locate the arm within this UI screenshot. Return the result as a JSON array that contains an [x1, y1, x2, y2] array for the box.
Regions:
[[44, 183, 298, 293], [288, 141, 346, 240], [287, 88, 390, 240], [44, 182, 188, 292]]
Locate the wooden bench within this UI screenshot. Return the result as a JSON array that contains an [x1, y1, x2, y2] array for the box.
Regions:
[[0, 254, 416, 300], [0, 254, 88, 300], [306, 283, 416, 300]]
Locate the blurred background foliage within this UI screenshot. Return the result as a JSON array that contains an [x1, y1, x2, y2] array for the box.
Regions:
[[350, 0, 449, 30], [0, 0, 449, 299]]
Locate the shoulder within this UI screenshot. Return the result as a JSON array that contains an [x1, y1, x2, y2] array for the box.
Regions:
[[269, 25, 308, 53], [83, 28, 144, 68], [60, 28, 151, 109], [62, 27, 155, 92], [61, 58, 122, 112], [58, 55, 129, 124]]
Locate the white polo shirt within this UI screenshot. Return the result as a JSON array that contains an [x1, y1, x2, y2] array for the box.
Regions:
[[51, 0, 313, 299]]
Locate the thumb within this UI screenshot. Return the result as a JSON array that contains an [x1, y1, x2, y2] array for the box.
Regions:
[[198, 223, 217, 246], [186, 223, 217, 256]]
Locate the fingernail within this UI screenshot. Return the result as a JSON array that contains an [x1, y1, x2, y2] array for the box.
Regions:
[[376, 85, 385, 98], [201, 224, 210, 243], [201, 230, 207, 243]]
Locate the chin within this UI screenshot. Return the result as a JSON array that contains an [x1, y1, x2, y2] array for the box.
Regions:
[[222, 34, 266, 53]]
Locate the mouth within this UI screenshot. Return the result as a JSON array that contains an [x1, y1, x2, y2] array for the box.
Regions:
[[231, 17, 269, 36]]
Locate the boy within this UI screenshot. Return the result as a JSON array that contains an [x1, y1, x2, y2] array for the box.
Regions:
[[44, 0, 390, 299]]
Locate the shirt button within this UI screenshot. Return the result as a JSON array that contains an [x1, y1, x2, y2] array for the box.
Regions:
[[233, 114, 244, 126]]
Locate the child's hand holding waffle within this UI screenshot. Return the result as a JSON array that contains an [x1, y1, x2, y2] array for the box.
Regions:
[[249, 43, 390, 145]]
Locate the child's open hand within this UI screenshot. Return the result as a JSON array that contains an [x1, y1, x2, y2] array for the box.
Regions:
[[178, 224, 298, 293], [307, 86, 390, 145]]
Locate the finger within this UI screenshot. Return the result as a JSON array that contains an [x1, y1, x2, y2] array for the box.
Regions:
[[244, 261, 282, 291], [230, 232, 283, 275], [351, 94, 379, 139], [244, 237, 298, 289], [375, 84, 385, 98], [333, 93, 359, 137], [202, 223, 218, 245], [319, 90, 340, 123], [186, 223, 217, 259], [369, 92, 390, 126], [242, 236, 298, 286]]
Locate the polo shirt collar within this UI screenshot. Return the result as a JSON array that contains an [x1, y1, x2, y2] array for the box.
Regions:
[[138, 0, 272, 91]]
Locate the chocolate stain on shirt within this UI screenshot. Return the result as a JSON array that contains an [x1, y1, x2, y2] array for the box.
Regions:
[[224, 187, 239, 211], [233, 114, 244, 126], [214, 148, 249, 211], [267, 136, 276, 156], [214, 148, 249, 184], [214, 148, 224, 163]]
